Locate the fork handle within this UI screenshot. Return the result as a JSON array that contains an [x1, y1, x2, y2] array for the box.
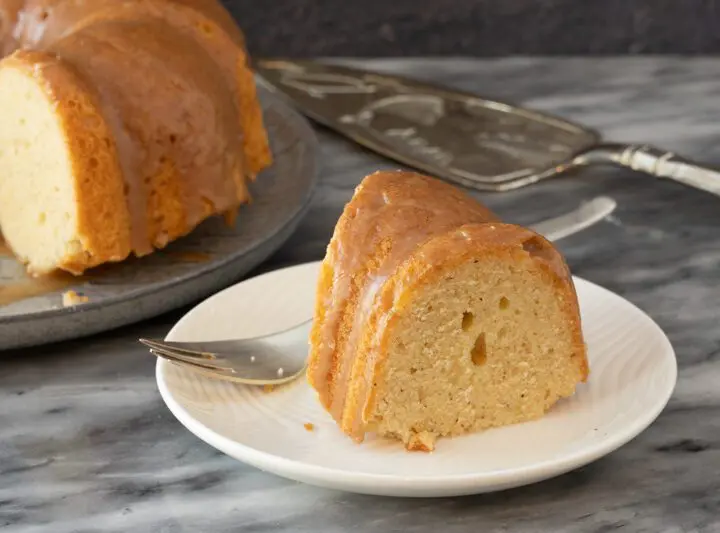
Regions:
[[576, 143, 720, 197]]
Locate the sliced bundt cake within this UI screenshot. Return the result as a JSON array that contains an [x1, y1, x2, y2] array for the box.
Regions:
[[0, 0, 271, 275]]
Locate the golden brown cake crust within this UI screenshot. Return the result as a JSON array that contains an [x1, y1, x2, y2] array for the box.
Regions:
[[0, 0, 22, 54], [48, 20, 245, 254], [308, 170, 588, 444]]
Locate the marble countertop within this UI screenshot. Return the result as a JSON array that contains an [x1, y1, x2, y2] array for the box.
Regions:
[[2, 58, 720, 532]]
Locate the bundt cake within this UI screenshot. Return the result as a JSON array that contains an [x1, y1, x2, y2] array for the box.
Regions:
[[0, 0, 271, 275], [308, 171, 589, 451]]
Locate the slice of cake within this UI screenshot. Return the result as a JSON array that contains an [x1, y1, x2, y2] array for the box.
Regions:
[[308, 170, 588, 451], [0, 51, 133, 275]]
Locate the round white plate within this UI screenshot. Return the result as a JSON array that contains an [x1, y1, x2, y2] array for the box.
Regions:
[[156, 261, 677, 498]]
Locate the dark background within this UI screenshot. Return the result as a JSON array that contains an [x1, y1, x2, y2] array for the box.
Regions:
[[221, 0, 720, 57]]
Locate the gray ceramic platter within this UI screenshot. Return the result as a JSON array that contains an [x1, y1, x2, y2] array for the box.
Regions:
[[0, 86, 318, 351]]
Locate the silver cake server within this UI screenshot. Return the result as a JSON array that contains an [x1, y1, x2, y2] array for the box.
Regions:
[[256, 59, 720, 196]]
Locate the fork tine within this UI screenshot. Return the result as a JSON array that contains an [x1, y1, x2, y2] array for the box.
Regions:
[[139, 338, 217, 360], [149, 348, 236, 374], [147, 346, 235, 374]]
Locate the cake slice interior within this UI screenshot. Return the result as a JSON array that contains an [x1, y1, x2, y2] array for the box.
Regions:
[[363, 225, 588, 451]]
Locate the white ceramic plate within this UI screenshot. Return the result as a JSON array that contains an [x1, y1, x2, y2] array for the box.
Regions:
[[156, 261, 677, 498]]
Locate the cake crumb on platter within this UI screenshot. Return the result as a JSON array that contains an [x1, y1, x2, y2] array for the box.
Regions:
[[62, 290, 89, 307], [304, 422, 314, 432]]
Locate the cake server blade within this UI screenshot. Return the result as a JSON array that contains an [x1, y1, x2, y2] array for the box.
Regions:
[[256, 59, 720, 197]]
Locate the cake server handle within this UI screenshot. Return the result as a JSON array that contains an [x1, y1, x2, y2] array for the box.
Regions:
[[574, 143, 720, 197]]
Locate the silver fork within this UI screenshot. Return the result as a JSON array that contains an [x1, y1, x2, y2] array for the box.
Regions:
[[141, 319, 312, 385], [143, 195, 616, 385]]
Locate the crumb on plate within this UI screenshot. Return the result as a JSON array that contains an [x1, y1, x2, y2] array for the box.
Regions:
[[304, 422, 314, 432]]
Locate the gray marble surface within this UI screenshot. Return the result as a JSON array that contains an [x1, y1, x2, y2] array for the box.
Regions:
[[2, 58, 719, 532]]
